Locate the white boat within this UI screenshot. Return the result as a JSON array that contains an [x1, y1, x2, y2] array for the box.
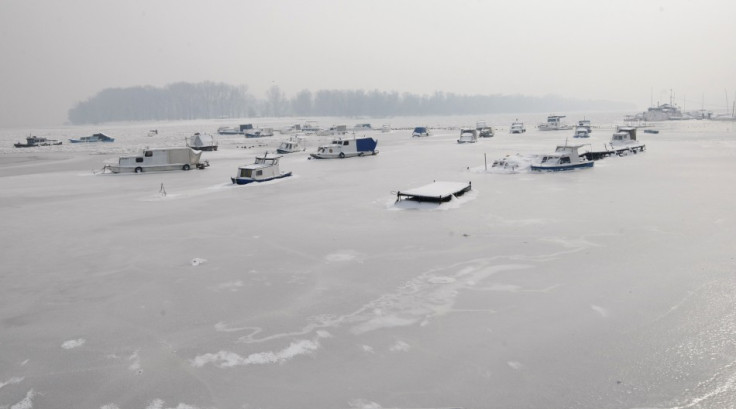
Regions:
[[217, 126, 241, 135], [245, 127, 274, 138], [104, 147, 209, 173], [278, 124, 302, 134], [146, 129, 158, 137], [610, 127, 646, 153], [538, 115, 573, 131], [577, 119, 592, 133], [457, 128, 478, 144], [573, 126, 590, 138], [316, 125, 347, 136], [531, 144, 593, 171], [490, 154, 532, 173], [381, 124, 391, 133], [231, 153, 292, 185], [186, 132, 218, 151], [411, 126, 430, 137], [476, 121, 494, 138], [302, 121, 321, 134], [276, 135, 306, 154], [310, 136, 379, 159], [510, 121, 526, 134]]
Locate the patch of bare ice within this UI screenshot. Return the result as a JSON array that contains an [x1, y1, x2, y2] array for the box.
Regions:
[[61, 338, 85, 349], [190, 338, 321, 368]]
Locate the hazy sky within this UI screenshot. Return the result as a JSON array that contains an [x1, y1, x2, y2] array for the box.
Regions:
[[1, 0, 735, 128]]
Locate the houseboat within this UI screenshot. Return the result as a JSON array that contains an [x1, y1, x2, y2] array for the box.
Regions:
[[577, 119, 592, 133], [231, 153, 292, 185], [396, 181, 472, 203], [531, 144, 593, 171], [104, 147, 209, 173], [310, 136, 378, 159], [187, 132, 218, 151]]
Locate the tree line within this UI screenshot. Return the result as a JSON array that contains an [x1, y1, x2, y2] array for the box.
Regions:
[[68, 82, 633, 124]]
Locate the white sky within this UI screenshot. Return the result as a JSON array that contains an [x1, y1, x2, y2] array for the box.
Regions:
[[1, 0, 735, 127]]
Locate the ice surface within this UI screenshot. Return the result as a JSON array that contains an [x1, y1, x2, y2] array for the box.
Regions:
[[1, 114, 735, 409]]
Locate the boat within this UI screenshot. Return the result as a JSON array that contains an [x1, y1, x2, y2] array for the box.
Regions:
[[538, 115, 573, 131], [186, 132, 218, 151], [581, 127, 646, 160], [231, 153, 292, 185], [217, 126, 241, 135], [276, 135, 306, 154], [69, 133, 115, 143], [490, 154, 532, 173], [411, 126, 430, 137], [302, 121, 321, 134], [643, 129, 659, 134], [531, 143, 593, 171], [610, 127, 646, 153], [147, 129, 158, 137], [396, 181, 472, 203], [476, 121, 494, 138], [573, 126, 590, 138], [104, 147, 209, 173], [577, 119, 592, 133], [278, 124, 302, 134], [510, 121, 526, 134], [457, 128, 478, 144], [310, 136, 379, 159], [381, 124, 391, 133], [245, 128, 274, 138], [316, 125, 347, 136], [14, 135, 62, 148]]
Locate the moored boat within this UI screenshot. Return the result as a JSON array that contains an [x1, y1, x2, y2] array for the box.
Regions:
[[510, 121, 526, 134], [476, 121, 494, 138], [531, 143, 593, 171], [187, 132, 218, 151], [276, 135, 306, 154], [457, 128, 478, 144], [310, 136, 378, 159], [69, 133, 115, 143], [231, 153, 292, 185], [14, 135, 62, 148], [538, 115, 573, 131], [573, 126, 590, 138], [411, 126, 430, 137]]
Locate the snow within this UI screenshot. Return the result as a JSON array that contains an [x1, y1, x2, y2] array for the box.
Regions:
[[1, 114, 736, 409]]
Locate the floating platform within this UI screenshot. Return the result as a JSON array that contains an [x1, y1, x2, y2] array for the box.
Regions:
[[396, 181, 471, 203]]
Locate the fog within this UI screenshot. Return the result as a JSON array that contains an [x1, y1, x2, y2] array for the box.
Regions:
[[1, 0, 735, 128]]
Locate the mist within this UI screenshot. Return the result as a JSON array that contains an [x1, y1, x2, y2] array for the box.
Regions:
[[1, 0, 735, 126]]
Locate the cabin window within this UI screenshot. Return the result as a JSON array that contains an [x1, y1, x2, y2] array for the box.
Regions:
[[560, 157, 571, 164], [343, 141, 349, 145], [240, 169, 252, 177], [145, 151, 153, 157], [136, 157, 143, 163], [256, 170, 262, 176]]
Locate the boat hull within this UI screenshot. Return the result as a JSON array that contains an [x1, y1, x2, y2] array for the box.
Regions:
[[531, 161, 594, 172], [231, 172, 292, 185], [106, 163, 205, 173]]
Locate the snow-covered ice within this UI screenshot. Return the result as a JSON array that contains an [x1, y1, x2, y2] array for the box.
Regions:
[[1, 114, 735, 409]]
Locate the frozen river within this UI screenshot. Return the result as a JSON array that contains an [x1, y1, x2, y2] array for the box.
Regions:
[[1, 113, 735, 409]]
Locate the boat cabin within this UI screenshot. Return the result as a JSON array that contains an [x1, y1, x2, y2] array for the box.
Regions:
[[458, 128, 478, 143]]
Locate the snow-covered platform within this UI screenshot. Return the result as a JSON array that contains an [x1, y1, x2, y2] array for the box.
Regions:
[[396, 181, 472, 203]]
